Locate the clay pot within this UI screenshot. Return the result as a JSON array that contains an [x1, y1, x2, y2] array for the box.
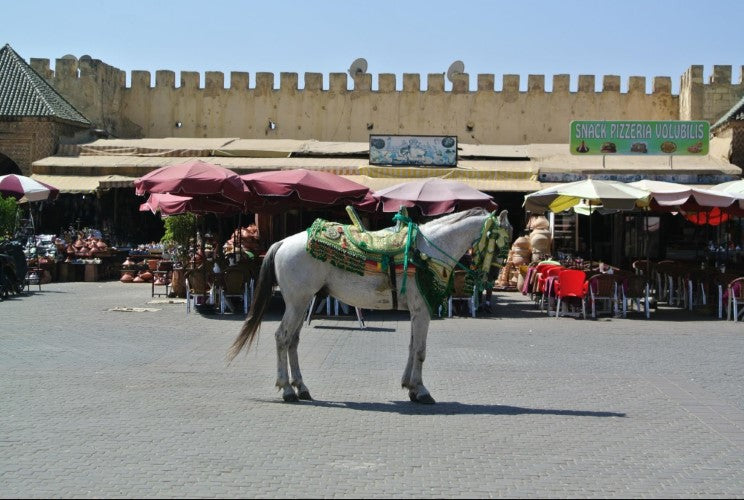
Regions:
[[120, 273, 134, 283], [513, 236, 530, 250], [140, 271, 153, 281], [528, 215, 550, 231], [132, 276, 145, 283], [529, 229, 552, 256], [123, 258, 134, 267]]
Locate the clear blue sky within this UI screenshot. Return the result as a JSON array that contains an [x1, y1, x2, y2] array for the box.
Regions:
[[5, 0, 744, 93]]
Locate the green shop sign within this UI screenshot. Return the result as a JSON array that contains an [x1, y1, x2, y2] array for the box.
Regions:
[[570, 120, 709, 156]]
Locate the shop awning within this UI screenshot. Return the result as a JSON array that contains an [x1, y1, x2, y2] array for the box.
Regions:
[[32, 137, 740, 195], [529, 138, 740, 184], [31, 174, 136, 193]]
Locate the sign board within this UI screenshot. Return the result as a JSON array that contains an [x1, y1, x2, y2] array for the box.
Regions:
[[569, 120, 709, 156], [369, 135, 458, 167]]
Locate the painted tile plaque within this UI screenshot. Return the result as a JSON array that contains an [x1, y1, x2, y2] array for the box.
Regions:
[[369, 135, 458, 167]]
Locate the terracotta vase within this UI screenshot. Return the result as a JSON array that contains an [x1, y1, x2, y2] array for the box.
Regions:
[[170, 268, 186, 298]]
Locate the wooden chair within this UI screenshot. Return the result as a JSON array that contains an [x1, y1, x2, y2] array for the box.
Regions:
[[655, 261, 686, 307], [587, 273, 619, 318], [621, 275, 651, 318], [151, 260, 173, 298], [448, 269, 477, 317], [684, 268, 711, 312], [632, 259, 655, 278], [185, 265, 212, 314], [219, 266, 250, 314]]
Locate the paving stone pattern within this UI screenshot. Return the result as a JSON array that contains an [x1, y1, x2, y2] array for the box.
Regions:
[[2, 281, 744, 498]]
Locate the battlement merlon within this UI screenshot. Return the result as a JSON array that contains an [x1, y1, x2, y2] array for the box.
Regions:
[[26, 57, 744, 96]]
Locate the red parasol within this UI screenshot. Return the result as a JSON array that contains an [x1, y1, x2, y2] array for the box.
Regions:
[[134, 160, 248, 204], [372, 178, 497, 216], [139, 193, 243, 216], [240, 169, 371, 211]]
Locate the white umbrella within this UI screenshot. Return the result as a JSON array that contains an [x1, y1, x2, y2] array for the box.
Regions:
[[524, 178, 650, 214], [629, 179, 737, 209], [524, 179, 650, 263], [0, 174, 59, 203], [710, 179, 744, 195]]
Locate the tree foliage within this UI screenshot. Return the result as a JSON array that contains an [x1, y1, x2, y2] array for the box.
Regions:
[[0, 195, 18, 240]]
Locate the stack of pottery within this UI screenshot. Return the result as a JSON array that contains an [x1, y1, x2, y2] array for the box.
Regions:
[[495, 236, 530, 289], [223, 224, 262, 257], [527, 215, 552, 262], [510, 236, 532, 267], [63, 235, 110, 261]]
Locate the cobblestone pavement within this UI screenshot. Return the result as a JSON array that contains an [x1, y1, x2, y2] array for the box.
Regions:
[[2, 281, 744, 498]]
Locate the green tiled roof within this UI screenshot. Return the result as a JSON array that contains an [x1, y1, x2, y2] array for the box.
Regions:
[[0, 43, 90, 126], [712, 94, 744, 131]]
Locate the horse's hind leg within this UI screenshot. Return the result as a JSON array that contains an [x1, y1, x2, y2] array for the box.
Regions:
[[401, 309, 435, 404], [275, 304, 308, 402], [288, 328, 312, 400]]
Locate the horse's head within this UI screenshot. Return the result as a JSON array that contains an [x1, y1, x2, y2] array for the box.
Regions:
[[490, 209, 513, 245]]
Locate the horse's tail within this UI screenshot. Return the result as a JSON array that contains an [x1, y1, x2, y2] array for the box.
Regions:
[[226, 240, 283, 363]]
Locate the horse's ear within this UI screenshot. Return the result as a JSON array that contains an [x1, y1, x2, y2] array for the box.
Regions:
[[498, 209, 509, 227]]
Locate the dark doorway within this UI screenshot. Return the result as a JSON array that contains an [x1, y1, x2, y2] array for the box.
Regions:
[[0, 152, 22, 175]]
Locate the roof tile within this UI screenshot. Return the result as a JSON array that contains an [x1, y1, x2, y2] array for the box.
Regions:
[[0, 44, 90, 126]]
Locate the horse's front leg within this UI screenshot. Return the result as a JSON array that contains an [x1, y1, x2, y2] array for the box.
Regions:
[[401, 309, 435, 404], [288, 327, 312, 400], [275, 305, 307, 402]]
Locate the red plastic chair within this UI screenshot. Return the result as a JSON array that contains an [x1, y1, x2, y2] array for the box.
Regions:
[[553, 269, 588, 319], [535, 264, 562, 310], [539, 266, 565, 314], [528, 262, 556, 302]]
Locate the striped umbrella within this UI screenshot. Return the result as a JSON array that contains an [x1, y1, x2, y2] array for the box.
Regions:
[[0, 174, 59, 202]]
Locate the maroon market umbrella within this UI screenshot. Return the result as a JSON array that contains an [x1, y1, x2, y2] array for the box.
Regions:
[[240, 169, 371, 210], [372, 178, 497, 216], [0, 174, 59, 202], [139, 193, 243, 216], [134, 160, 248, 204]]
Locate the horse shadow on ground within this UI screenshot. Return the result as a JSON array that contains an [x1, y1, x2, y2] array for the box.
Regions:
[[253, 398, 626, 418]]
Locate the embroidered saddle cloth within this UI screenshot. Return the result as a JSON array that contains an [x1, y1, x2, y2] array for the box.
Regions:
[[306, 217, 454, 317], [306, 218, 414, 275]]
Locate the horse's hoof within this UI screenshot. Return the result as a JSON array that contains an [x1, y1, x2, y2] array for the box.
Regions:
[[416, 393, 436, 404], [297, 390, 313, 401], [409, 391, 417, 402], [283, 392, 299, 403]]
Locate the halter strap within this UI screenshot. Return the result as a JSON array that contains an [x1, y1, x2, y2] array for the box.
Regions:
[[394, 210, 509, 297]]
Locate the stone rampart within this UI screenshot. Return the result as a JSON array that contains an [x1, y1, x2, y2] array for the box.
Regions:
[[26, 57, 744, 144]]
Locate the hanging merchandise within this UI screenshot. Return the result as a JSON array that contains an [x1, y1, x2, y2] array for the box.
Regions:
[[682, 207, 730, 226]]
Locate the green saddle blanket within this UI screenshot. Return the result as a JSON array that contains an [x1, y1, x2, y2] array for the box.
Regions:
[[306, 218, 414, 275], [306, 216, 451, 317]]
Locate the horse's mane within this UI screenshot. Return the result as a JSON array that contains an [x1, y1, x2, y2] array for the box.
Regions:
[[420, 207, 489, 230]]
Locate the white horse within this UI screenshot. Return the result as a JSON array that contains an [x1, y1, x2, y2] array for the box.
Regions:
[[227, 207, 512, 404]]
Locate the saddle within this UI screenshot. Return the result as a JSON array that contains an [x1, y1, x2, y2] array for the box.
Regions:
[[306, 207, 420, 310], [306, 207, 415, 276]]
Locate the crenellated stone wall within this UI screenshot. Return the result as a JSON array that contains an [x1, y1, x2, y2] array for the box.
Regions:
[[679, 65, 744, 124], [26, 56, 744, 144]]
